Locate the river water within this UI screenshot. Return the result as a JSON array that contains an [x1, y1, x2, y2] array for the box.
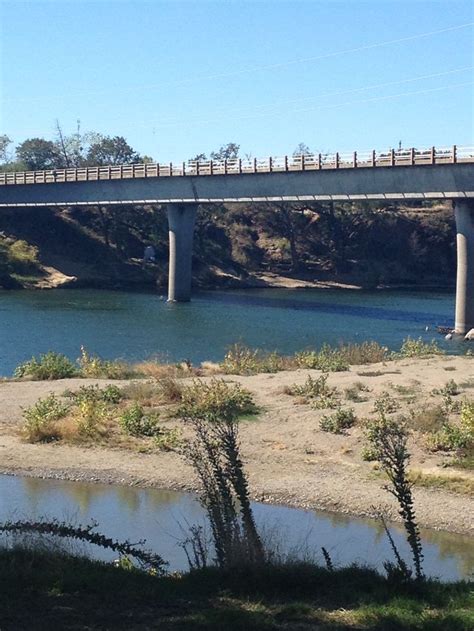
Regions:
[[0, 287, 460, 376], [0, 475, 471, 580]]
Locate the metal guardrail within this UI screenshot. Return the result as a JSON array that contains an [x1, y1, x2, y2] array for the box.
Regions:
[[0, 145, 473, 186]]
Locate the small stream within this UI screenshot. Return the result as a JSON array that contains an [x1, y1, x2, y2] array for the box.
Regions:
[[0, 475, 471, 581]]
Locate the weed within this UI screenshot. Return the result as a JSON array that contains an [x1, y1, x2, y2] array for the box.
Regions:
[[345, 382, 370, 402], [14, 352, 77, 380], [66, 384, 122, 405], [407, 405, 445, 434], [287, 374, 338, 408], [119, 403, 161, 437], [22, 394, 70, 442], [178, 379, 257, 422], [153, 427, 181, 451], [221, 344, 287, 375], [427, 402, 474, 452], [74, 398, 108, 438], [295, 346, 349, 372], [120, 381, 158, 403], [320, 408, 356, 434], [432, 379, 460, 397], [365, 414, 424, 580], [398, 337, 443, 358], [372, 392, 400, 415], [156, 377, 183, 404], [78, 347, 132, 379]]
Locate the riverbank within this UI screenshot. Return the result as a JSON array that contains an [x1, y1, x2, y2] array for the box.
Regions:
[[0, 355, 472, 535]]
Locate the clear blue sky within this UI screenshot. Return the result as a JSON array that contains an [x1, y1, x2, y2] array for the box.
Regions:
[[1, 0, 473, 162]]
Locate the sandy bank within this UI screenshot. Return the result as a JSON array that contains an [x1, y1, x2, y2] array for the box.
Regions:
[[0, 356, 472, 535]]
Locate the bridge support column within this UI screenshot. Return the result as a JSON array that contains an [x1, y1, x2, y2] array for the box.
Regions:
[[167, 203, 198, 302], [455, 200, 474, 334]]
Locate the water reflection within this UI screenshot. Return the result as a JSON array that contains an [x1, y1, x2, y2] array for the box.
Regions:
[[0, 475, 470, 580]]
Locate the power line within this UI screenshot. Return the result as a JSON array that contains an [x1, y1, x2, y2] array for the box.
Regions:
[[128, 66, 473, 127], [5, 21, 473, 103], [137, 81, 474, 130]]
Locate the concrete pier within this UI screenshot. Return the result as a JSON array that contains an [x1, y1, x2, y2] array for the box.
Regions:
[[167, 203, 198, 302], [454, 200, 474, 334]]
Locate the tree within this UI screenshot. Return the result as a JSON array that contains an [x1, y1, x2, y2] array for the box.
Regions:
[[210, 143, 240, 161], [86, 135, 141, 166], [0, 135, 12, 164], [15, 138, 63, 170], [293, 142, 311, 156]]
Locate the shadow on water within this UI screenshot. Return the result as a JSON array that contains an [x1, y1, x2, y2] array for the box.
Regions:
[[0, 475, 471, 581]]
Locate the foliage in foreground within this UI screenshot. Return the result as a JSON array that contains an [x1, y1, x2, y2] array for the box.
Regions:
[[366, 413, 424, 581], [0, 546, 472, 630]]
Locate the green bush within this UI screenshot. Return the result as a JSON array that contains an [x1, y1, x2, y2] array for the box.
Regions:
[[179, 379, 257, 421], [119, 403, 161, 437], [66, 384, 122, 405], [398, 337, 443, 358], [295, 346, 349, 372], [345, 382, 370, 402], [14, 352, 77, 380], [23, 394, 70, 442], [372, 392, 399, 415], [221, 344, 287, 375], [74, 398, 108, 437], [320, 408, 356, 434], [7, 239, 40, 274], [428, 401, 474, 452], [432, 379, 460, 397], [78, 347, 133, 379]]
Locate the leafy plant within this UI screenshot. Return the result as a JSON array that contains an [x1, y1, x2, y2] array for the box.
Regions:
[[78, 346, 132, 379], [14, 352, 77, 380], [178, 379, 257, 422], [345, 382, 370, 402], [365, 414, 424, 581], [22, 394, 70, 442], [320, 408, 356, 434], [398, 337, 442, 358], [119, 403, 161, 437], [372, 392, 399, 415]]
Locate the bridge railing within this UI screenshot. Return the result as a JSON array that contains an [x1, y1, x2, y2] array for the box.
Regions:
[[1, 145, 473, 186]]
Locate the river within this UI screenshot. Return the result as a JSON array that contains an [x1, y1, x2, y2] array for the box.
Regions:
[[0, 475, 471, 580], [0, 287, 460, 375]]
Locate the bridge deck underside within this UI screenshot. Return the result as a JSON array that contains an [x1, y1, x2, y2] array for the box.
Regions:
[[0, 163, 473, 207]]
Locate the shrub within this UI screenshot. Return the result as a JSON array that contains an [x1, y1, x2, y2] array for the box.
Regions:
[[398, 337, 443, 358], [119, 403, 161, 437], [407, 405, 445, 434], [7, 239, 40, 273], [432, 379, 460, 397], [153, 427, 181, 451], [428, 401, 474, 452], [295, 346, 349, 372], [345, 382, 370, 402], [78, 347, 132, 379], [74, 398, 108, 438], [120, 381, 158, 403], [336, 341, 389, 365], [23, 394, 70, 442], [178, 379, 257, 422], [156, 377, 183, 404], [221, 344, 287, 375], [287, 374, 338, 409], [66, 384, 122, 405], [319, 408, 356, 434], [372, 392, 399, 415], [14, 352, 77, 380], [365, 414, 424, 581]]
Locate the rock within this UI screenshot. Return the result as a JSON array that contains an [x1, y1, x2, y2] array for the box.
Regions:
[[445, 333, 453, 340], [464, 329, 474, 340]]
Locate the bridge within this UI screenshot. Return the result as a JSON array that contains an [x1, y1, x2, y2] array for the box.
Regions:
[[1, 144, 474, 334]]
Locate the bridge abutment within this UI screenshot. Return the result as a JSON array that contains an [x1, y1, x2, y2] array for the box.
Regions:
[[455, 199, 474, 334], [167, 203, 198, 302]]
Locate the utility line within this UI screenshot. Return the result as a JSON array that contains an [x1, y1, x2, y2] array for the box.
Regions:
[[5, 21, 473, 103], [139, 81, 474, 130], [127, 66, 473, 127]]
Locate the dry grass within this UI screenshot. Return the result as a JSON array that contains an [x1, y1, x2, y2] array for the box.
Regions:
[[410, 470, 474, 496]]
